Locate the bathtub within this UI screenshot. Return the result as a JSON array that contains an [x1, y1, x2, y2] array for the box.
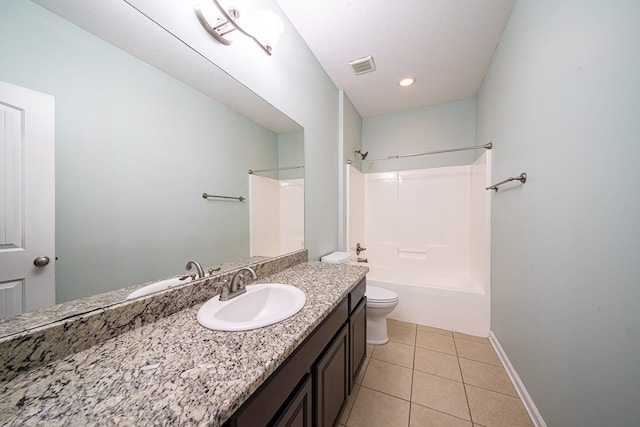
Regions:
[[366, 271, 490, 337]]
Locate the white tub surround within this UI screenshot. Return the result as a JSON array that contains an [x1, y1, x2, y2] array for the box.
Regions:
[[249, 175, 305, 256], [347, 152, 491, 336]]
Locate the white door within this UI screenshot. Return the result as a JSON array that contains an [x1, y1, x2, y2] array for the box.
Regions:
[[0, 81, 55, 318]]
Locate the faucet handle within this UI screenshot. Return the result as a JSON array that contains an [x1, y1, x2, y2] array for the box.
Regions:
[[208, 267, 221, 275], [237, 267, 257, 288], [215, 278, 229, 300], [179, 273, 196, 281], [235, 275, 248, 290], [356, 243, 367, 255]]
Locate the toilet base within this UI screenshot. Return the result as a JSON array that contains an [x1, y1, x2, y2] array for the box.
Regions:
[[367, 315, 391, 345]]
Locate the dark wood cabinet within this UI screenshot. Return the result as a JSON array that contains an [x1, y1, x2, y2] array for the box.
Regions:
[[273, 375, 313, 427], [349, 297, 367, 393], [314, 324, 348, 427], [224, 277, 366, 427]]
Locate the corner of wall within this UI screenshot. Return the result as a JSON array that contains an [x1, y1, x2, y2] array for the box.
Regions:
[[489, 331, 547, 427]]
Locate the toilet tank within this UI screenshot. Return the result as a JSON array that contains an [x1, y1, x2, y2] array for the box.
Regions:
[[320, 252, 352, 264]]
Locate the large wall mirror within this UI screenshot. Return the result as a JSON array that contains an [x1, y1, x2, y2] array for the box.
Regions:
[[0, 1, 304, 329]]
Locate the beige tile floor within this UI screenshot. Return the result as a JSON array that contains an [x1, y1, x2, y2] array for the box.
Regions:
[[339, 319, 533, 427]]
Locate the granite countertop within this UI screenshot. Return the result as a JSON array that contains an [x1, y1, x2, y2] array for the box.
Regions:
[[0, 261, 367, 426]]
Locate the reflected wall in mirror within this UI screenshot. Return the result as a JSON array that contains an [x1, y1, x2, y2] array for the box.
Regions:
[[0, 1, 303, 318], [249, 131, 304, 256]]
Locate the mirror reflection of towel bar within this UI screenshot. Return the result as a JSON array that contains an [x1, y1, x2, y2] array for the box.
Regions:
[[202, 193, 245, 202], [248, 165, 304, 174]]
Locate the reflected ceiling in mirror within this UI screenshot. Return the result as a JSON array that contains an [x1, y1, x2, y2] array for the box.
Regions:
[[0, 0, 303, 329]]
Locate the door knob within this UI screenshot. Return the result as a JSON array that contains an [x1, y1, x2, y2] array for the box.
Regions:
[[33, 256, 50, 267]]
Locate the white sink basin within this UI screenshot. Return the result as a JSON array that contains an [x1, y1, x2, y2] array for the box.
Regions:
[[126, 277, 184, 300], [197, 283, 306, 331]]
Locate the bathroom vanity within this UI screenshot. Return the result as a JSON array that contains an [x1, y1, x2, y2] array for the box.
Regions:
[[0, 257, 368, 426], [227, 277, 366, 427]]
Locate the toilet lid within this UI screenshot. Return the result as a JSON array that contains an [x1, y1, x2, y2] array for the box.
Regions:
[[366, 286, 398, 302]]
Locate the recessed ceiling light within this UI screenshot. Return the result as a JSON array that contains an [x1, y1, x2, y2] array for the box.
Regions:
[[398, 77, 416, 87]]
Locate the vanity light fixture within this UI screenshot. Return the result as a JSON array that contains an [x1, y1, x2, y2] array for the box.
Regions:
[[398, 77, 416, 87], [194, 0, 284, 56]]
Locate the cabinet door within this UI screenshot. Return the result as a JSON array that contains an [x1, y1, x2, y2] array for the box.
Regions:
[[350, 298, 367, 393], [315, 325, 348, 427], [273, 375, 313, 427]]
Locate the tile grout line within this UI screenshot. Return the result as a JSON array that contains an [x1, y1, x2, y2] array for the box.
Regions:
[[358, 384, 409, 402], [407, 324, 417, 426], [356, 381, 480, 425], [453, 332, 475, 425], [463, 382, 521, 400], [412, 400, 480, 424], [358, 382, 472, 423], [414, 344, 457, 357], [343, 379, 362, 426], [412, 366, 464, 384], [380, 322, 530, 426], [457, 354, 503, 368], [369, 354, 413, 370]]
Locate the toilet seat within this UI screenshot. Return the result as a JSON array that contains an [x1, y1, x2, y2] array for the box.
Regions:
[[366, 286, 399, 305]]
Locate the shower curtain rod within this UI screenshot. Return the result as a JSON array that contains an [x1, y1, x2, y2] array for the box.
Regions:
[[346, 143, 492, 164], [248, 165, 304, 174]]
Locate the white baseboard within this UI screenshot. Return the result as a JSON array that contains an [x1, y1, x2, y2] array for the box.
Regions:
[[488, 331, 547, 427]]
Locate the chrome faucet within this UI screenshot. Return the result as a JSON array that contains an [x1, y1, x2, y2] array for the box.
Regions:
[[220, 267, 257, 301], [185, 260, 205, 280]]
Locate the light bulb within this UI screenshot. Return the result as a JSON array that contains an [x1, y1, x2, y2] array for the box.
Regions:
[[399, 77, 416, 87], [244, 10, 284, 51]]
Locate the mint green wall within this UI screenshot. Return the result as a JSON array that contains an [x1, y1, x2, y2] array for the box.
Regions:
[[362, 98, 477, 173], [278, 130, 304, 180], [0, 1, 278, 302], [340, 91, 364, 168], [339, 91, 363, 251], [477, 1, 640, 425]]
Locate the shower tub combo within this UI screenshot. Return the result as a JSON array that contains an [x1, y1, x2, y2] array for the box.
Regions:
[[347, 152, 491, 336]]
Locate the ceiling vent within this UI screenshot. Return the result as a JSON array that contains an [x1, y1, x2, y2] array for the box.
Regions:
[[349, 56, 376, 75]]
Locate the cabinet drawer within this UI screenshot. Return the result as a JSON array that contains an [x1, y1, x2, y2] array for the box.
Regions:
[[273, 375, 312, 427], [349, 278, 366, 314]]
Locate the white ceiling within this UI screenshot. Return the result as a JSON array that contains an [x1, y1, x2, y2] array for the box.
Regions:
[[276, 0, 516, 118]]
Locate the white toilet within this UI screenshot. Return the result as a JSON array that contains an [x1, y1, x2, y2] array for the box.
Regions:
[[365, 285, 399, 345], [320, 252, 400, 345]]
